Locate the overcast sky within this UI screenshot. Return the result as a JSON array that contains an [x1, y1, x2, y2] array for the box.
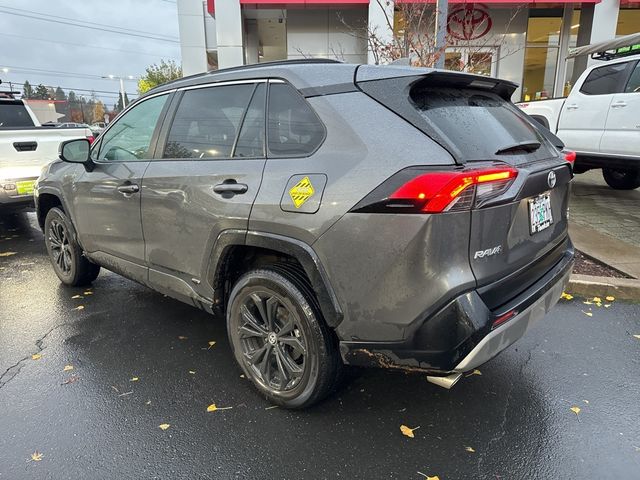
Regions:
[[0, 0, 181, 106]]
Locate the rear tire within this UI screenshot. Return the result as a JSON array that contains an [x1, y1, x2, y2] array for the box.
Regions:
[[44, 207, 100, 286], [602, 168, 640, 190], [226, 267, 342, 409]]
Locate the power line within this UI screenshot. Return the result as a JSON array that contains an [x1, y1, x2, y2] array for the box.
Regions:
[[10, 82, 136, 98], [0, 9, 180, 43], [2, 65, 141, 82], [0, 32, 178, 59], [0, 4, 179, 41]]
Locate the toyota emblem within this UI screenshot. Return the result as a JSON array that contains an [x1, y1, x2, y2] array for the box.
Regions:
[[547, 171, 557, 189]]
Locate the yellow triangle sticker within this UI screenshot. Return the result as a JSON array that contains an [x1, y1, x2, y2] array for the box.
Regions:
[[289, 176, 315, 208]]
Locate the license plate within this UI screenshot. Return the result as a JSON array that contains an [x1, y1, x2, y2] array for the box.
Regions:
[[15, 180, 35, 196], [528, 193, 553, 234]]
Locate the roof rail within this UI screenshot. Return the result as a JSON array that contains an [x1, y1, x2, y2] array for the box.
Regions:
[[160, 58, 343, 89]]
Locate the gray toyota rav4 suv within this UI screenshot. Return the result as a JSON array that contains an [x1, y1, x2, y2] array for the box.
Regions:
[[35, 59, 574, 408]]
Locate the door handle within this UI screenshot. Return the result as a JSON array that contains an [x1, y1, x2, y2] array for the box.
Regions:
[[566, 104, 579, 110], [213, 180, 248, 195], [611, 101, 627, 108], [117, 183, 140, 195]]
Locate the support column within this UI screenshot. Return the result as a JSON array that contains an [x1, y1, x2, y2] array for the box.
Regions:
[[367, 0, 394, 64], [588, 0, 620, 66], [572, 4, 594, 84], [177, 0, 208, 75], [554, 4, 574, 97], [216, 0, 245, 68]]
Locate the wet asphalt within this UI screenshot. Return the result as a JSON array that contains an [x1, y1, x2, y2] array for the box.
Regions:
[[1, 211, 639, 480]]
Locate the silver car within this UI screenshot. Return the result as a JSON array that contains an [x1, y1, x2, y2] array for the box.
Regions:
[[35, 59, 575, 408]]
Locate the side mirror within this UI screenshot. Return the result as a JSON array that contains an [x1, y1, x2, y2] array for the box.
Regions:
[[59, 138, 91, 165]]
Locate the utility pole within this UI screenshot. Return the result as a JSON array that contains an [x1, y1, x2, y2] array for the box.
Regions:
[[102, 74, 135, 110], [119, 77, 127, 108], [434, 0, 449, 69]]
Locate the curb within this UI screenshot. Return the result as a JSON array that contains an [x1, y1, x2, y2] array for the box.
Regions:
[[568, 274, 640, 301]]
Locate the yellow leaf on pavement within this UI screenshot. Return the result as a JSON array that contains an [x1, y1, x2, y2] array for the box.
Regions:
[[592, 297, 601, 303], [582, 311, 593, 317], [74, 305, 84, 311], [570, 406, 581, 415], [561, 292, 573, 300], [71, 295, 83, 299], [633, 335, 640, 340], [465, 446, 476, 453], [63, 365, 74, 372], [130, 377, 139, 382], [207, 340, 216, 349], [400, 424, 420, 438], [206, 403, 232, 412], [178, 336, 188, 340], [0, 252, 17, 257], [470, 369, 482, 376], [83, 291, 93, 295], [418, 474, 440, 480], [188, 370, 196, 374], [31, 353, 41, 360], [605, 296, 615, 302], [30, 451, 43, 462], [159, 423, 170, 430]]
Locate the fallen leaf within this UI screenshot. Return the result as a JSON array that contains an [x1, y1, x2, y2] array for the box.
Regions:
[[158, 423, 170, 430], [583, 301, 593, 305], [63, 365, 74, 372], [470, 369, 482, 376], [31, 353, 41, 360], [188, 370, 196, 375], [592, 297, 601, 303], [61, 376, 79, 385], [207, 341, 216, 349], [582, 311, 593, 317], [400, 424, 420, 438], [146, 400, 151, 405], [130, 377, 139, 382], [570, 406, 581, 415], [71, 295, 83, 299], [583, 400, 589, 404], [605, 296, 615, 302], [73, 305, 84, 311], [417, 473, 439, 480], [561, 292, 573, 300], [206, 403, 233, 412], [178, 336, 188, 340], [633, 335, 640, 340], [30, 451, 43, 462], [465, 446, 476, 453], [0, 251, 17, 257], [604, 304, 611, 308], [83, 291, 93, 295]]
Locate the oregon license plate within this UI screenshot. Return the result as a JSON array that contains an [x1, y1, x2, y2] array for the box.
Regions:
[[15, 180, 35, 196], [529, 193, 553, 234]]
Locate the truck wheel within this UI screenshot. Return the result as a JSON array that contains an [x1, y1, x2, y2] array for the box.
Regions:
[[226, 267, 342, 409], [602, 168, 640, 190], [44, 207, 100, 286]]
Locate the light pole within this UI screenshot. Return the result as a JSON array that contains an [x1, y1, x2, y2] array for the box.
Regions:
[[102, 74, 135, 109]]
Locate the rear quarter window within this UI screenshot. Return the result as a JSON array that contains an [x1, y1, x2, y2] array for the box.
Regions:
[[267, 83, 325, 157]]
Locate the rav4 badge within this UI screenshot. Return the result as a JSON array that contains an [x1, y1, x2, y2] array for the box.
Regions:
[[474, 245, 503, 259]]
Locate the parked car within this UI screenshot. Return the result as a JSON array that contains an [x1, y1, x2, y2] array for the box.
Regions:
[[0, 98, 94, 212], [89, 122, 106, 136], [518, 38, 640, 190], [35, 59, 575, 408]]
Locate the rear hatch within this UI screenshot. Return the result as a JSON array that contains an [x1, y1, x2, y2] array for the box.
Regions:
[[356, 67, 572, 310]]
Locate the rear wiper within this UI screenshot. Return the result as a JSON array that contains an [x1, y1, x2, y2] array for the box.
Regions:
[[495, 141, 541, 155]]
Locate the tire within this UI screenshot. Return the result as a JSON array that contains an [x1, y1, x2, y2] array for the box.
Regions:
[[44, 207, 100, 286], [602, 168, 640, 190], [226, 267, 342, 409]]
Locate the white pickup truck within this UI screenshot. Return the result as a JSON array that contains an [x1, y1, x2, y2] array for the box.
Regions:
[[518, 47, 640, 190], [0, 97, 94, 211]]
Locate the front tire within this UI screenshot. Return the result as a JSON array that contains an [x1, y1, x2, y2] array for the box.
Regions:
[[226, 267, 342, 409], [44, 207, 100, 286], [602, 168, 640, 190]]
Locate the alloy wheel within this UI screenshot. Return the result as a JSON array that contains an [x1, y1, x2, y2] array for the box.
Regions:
[[48, 220, 72, 275], [238, 291, 307, 392]]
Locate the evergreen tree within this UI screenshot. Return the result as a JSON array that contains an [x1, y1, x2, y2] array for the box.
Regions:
[[33, 84, 49, 100], [22, 80, 34, 99], [54, 86, 66, 101]]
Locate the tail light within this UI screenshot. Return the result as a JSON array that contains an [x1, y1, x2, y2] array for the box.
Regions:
[[352, 166, 518, 214], [563, 149, 576, 163], [87, 135, 95, 144]]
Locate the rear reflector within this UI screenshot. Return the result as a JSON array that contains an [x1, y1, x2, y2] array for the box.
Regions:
[[563, 150, 576, 163], [492, 310, 518, 329], [389, 167, 518, 213]]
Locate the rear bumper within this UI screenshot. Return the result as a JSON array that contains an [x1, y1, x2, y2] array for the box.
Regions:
[[575, 152, 640, 171], [340, 237, 574, 374], [0, 176, 37, 210]]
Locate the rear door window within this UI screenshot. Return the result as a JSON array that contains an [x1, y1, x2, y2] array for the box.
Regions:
[[234, 83, 266, 158], [624, 62, 640, 93], [579, 63, 628, 95], [410, 86, 550, 161], [164, 84, 254, 159], [267, 82, 325, 157]]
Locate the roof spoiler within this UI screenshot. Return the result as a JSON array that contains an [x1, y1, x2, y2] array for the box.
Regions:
[[567, 32, 640, 60]]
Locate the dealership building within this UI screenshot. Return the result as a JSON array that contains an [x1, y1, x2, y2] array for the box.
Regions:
[[176, 0, 639, 101]]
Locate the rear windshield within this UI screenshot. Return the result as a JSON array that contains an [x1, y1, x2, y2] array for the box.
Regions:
[[410, 87, 551, 161], [0, 102, 35, 128]]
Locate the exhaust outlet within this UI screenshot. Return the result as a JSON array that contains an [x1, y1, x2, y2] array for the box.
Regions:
[[427, 372, 462, 389]]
